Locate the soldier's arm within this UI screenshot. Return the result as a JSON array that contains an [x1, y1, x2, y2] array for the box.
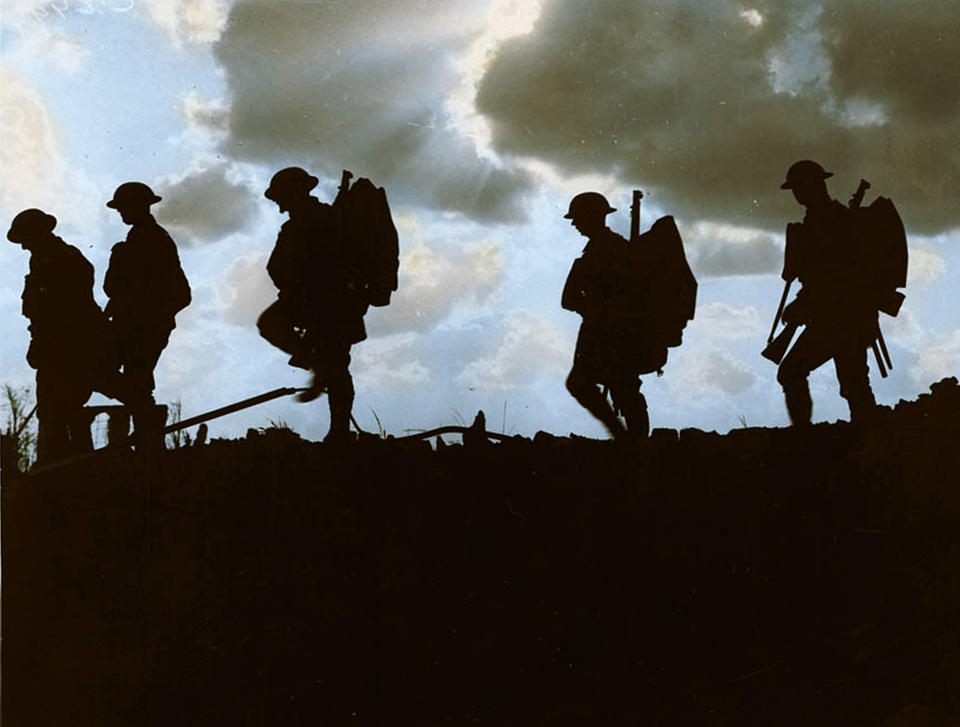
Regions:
[[157, 233, 191, 314], [21, 274, 39, 319], [781, 222, 804, 283], [561, 257, 587, 313], [266, 228, 306, 293], [103, 243, 126, 300]]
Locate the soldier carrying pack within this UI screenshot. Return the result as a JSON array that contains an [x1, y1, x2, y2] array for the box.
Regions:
[[764, 174, 908, 376], [562, 190, 697, 438], [259, 166, 399, 443], [765, 160, 908, 426]]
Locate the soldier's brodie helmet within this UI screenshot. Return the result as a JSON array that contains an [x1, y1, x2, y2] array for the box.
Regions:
[[264, 167, 319, 203], [564, 192, 616, 220], [106, 182, 162, 209], [780, 160, 833, 190], [7, 208, 57, 243]]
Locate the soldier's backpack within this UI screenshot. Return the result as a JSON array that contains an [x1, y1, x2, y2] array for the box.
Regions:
[[850, 195, 908, 316], [612, 215, 697, 358], [333, 170, 399, 307]]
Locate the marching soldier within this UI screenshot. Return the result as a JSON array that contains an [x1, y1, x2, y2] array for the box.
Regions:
[[561, 192, 652, 439], [104, 182, 191, 445], [7, 209, 114, 464], [774, 160, 879, 425], [258, 167, 368, 444]]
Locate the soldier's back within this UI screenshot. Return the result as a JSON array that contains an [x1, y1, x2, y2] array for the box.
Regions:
[[107, 219, 189, 324]]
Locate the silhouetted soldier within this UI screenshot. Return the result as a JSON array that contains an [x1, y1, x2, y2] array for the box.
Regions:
[[104, 182, 191, 444], [7, 209, 114, 464], [774, 160, 878, 425], [258, 167, 368, 444], [562, 192, 652, 439]]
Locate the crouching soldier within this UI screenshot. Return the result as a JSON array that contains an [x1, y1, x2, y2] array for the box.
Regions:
[[7, 209, 117, 464], [258, 167, 369, 444], [104, 182, 191, 446]]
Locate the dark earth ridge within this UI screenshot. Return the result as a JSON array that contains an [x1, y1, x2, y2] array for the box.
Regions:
[[3, 379, 960, 725]]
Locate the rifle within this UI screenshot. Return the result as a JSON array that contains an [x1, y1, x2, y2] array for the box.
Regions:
[[761, 221, 802, 364], [335, 169, 353, 205], [630, 190, 643, 244], [761, 316, 798, 365]]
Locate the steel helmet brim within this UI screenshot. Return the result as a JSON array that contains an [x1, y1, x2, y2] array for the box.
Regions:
[[564, 191, 616, 219], [106, 182, 163, 209], [781, 160, 833, 190], [7, 209, 57, 243], [264, 167, 320, 202]]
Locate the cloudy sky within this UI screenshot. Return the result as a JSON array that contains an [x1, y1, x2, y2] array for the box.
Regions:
[[2, 0, 958, 443]]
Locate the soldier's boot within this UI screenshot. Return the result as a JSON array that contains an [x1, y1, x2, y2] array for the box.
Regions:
[[846, 389, 877, 425], [296, 370, 327, 403], [783, 383, 812, 427], [567, 376, 627, 439]]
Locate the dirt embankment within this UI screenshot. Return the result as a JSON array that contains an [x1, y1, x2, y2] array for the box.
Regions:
[[3, 379, 960, 726]]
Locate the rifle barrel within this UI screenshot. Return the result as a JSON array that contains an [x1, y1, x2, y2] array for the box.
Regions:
[[877, 328, 893, 371], [768, 280, 792, 345], [630, 190, 643, 243], [871, 341, 887, 378], [163, 387, 304, 434], [13, 403, 38, 439]]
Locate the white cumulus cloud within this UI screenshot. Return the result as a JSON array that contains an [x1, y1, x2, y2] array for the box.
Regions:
[[143, 0, 230, 45], [458, 310, 572, 391], [669, 346, 758, 401], [353, 332, 431, 391], [219, 251, 274, 327], [687, 302, 765, 341], [911, 329, 960, 385], [369, 238, 506, 335]]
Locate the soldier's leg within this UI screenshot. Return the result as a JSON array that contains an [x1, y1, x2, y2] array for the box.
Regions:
[[124, 326, 171, 452], [35, 369, 67, 465], [323, 346, 354, 443], [834, 342, 875, 422], [610, 376, 648, 437], [566, 366, 627, 438], [777, 328, 833, 426], [257, 299, 308, 367], [566, 326, 627, 437], [65, 383, 94, 455], [35, 368, 91, 464]]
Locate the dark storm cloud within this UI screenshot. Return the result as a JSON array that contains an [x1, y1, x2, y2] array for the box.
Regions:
[[155, 162, 257, 244], [476, 0, 960, 233], [823, 0, 960, 124], [213, 0, 531, 223]]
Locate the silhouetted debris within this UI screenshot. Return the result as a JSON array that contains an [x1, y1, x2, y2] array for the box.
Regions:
[[4, 379, 960, 725], [463, 410, 487, 449], [650, 426, 679, 444]]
